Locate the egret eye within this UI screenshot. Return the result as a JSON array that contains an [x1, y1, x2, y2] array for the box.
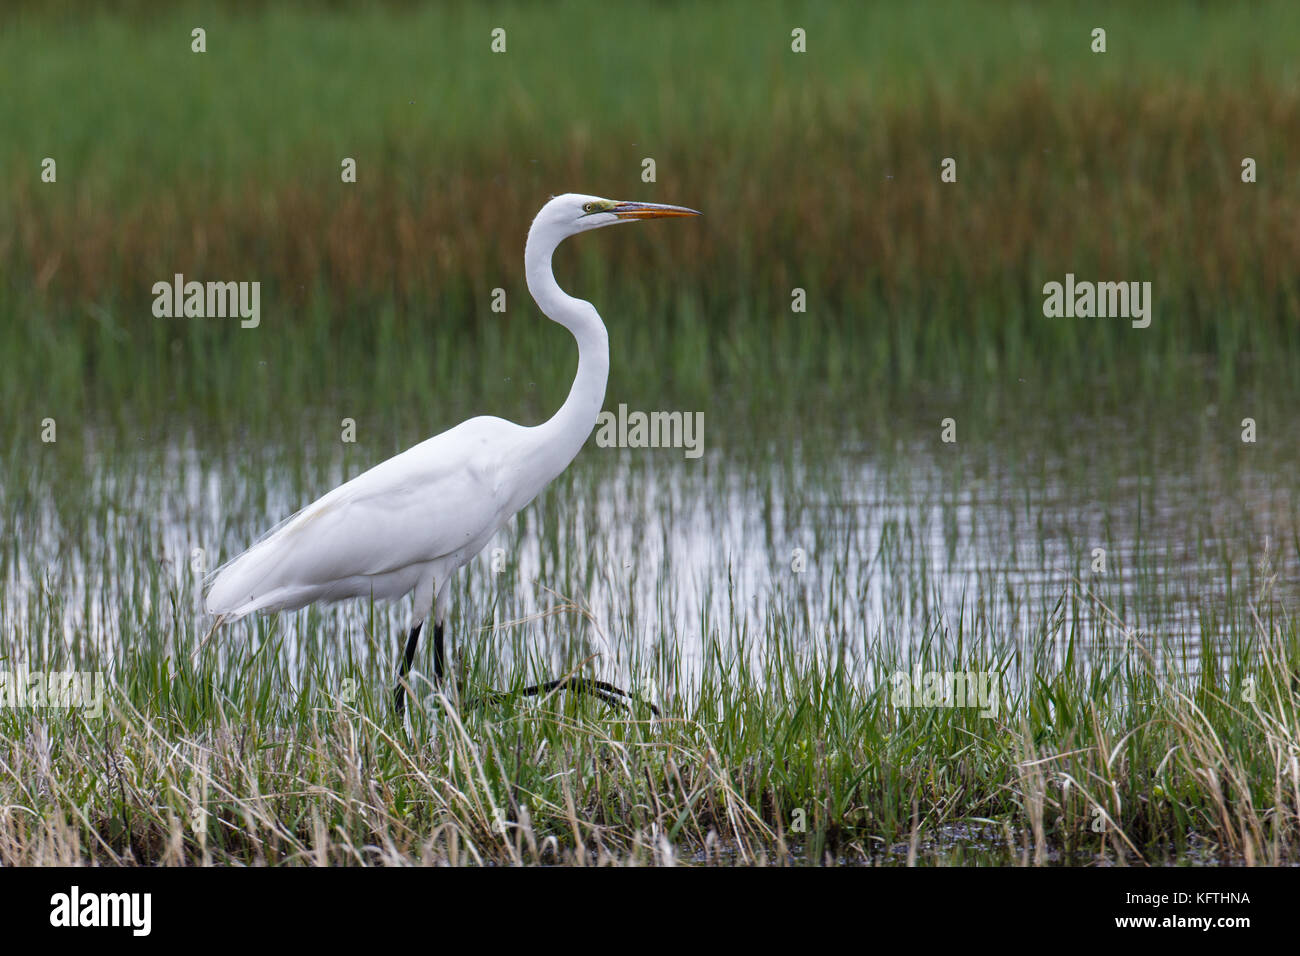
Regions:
[[583, 202, 596, 213]]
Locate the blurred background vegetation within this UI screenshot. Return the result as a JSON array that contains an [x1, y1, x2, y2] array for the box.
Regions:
[[4, 0, 1299, 445], [6, 0, 1300, 865]]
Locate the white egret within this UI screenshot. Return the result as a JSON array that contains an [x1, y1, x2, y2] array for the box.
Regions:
[[205, 193, 700, 715]]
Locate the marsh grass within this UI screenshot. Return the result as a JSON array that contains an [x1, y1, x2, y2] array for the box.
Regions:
[[3, 578, 1299, 866], [3, 412, 1300, 865], [6, 0, 1300, 866], [5, 0, 1300, 433]]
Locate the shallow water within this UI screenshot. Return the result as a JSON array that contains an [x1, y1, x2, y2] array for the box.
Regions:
[[5, 397, 1296, 696]]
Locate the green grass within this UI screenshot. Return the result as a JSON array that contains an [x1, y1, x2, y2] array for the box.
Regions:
[[5, 0, 1300, 865], [4, 406, 1300, 864], [5, 540, 1300, 865], [4, 0, 1300, 434]]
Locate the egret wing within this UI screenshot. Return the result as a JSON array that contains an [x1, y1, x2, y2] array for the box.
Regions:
[[205, 417, 519, 618]]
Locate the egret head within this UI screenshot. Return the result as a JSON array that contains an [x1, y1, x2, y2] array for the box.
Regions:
[[537, 192, 701, 238]]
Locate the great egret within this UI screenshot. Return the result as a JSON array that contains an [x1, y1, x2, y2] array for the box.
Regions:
[[205, 193, 700, 716]]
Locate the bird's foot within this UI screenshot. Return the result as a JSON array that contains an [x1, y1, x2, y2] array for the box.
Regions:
[[467, 676, 659, 716]]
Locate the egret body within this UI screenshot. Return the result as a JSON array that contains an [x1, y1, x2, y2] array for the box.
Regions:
[[205, 193, 700, 714]]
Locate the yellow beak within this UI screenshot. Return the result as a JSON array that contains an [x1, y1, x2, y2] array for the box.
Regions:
[[612, 201, 702, 220]]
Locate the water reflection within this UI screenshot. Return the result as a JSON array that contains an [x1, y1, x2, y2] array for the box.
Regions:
[[5, 409, 1297, 690]]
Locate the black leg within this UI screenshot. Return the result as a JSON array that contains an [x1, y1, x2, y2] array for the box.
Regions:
[[433, 621, 445, 683], [393, 621, 423, 717], [397, 616, 651, 718], [394, 621, 447, 717]]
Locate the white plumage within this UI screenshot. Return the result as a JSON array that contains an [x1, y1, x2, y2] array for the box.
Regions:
[[206, 415, 525, 619], [204, 193, 700, 713]]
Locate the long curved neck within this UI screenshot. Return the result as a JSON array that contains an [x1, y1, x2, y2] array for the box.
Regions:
[[525, 223, 609, 482]]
